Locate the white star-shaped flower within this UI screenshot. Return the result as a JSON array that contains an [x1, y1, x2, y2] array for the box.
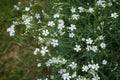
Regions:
[[111, 12, 119, 18], [53, 13, 60, 18], [71, 14, 79, 20], [100, 42, 106, 49], [88, 8, 94, 13], [102, 59, 107, 65], [42, 29, 49, 36], [86, 38, 93, 44], [40, 46, 48, 56], [48, 21, 55, 27], [78, 7, 84, 13], [71, 6, 76, 13], [33, 48, 40, 55], [51, 39, 59, 47], [68, 24, 76, 31], [74, 45, 81, 52], [82, 65, 89, 72], [69, 33, 75, 38]]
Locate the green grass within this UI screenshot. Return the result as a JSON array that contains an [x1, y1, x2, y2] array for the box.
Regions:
[[0, 0, 38, 80], [0, 0, 51, 79]]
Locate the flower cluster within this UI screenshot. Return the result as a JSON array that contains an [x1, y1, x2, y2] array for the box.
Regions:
[[7, 0, 119, 80], [82, 61, 100, 80], [7, 24, 15, 36], [45, 57, 67, 67]]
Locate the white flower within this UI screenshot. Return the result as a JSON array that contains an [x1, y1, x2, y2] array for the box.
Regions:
[[58, 19, 64, 24], [18, 2, 21, 5], [50, 57, 60, 64], [69, 33, 75, 38], [40, 46, 48, 56], [78, 7, 84, 13], [82, 65, 89, 72], [71, 6, 76, 13], [68, 24, 76, 31], [46, 39, 51, 46], [92, 75, 100, 80], [111, 12, 119, 18], [25, 7, 30, 11], [38, 37, 44, 43], [60, 59, 67, 64], [81, 38, 85, 41], [96, 0, 106, 8], [88, 64, 92, 68], [48, 21, 55, 27], [37, 63, 41, 67], [42, 29, 49, 36], [45, 78, 48, 80], [22, 15, 27, 20], [102, 59, 107, 65], [91, 46, 98, 52], [98, 35, 104, 40], [58, 69, 66, 74], [53, 13, 60, 18], [72, 14, 79, 20], [86, 45, 92, 51], [13, 21, 18, 25], [7, 25, 15, 36], [71, 72, 77, 78], [14, 5, 19, 10], [74, 45, 81, 52], [35, 13, 40, 19], [50, 75, 54, 79], [24, 19, 31, 25], [62, 73, 71, 80], [22, 15, 33, 28], [58, 19, 65, 30], [69, 62, 77, 69], [100, 42, 106, 49], [45, 61, 51, 67], [45, 57, 62, 66], [86, 38, 93, 44], [33, 48, 40, 55], [38, 20, 42, 23], [51, 39, 59, 47], [29, 4, 32, 7], [107, 2, 112, 7], [91, 64, 99, 71], [88, 8, 94, 13]]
